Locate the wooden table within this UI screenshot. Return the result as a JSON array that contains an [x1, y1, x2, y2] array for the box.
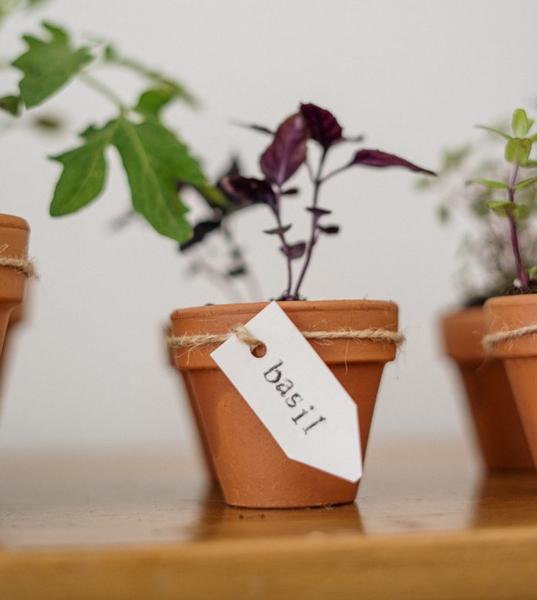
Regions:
[[1, 438, 537, 599]]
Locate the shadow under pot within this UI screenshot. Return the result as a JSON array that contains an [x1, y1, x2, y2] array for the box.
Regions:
[[170, 299, 399, 509], [442, 307, 534, 471], [484, 294, 537, 466], [0, 214, 31, 358]]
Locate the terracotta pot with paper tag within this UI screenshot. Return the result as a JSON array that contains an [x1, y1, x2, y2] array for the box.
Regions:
[[442, 306, 533, 470], [484, 294, 537, 464], [170, 299, 399, 509], [0, 214, 31, 359]]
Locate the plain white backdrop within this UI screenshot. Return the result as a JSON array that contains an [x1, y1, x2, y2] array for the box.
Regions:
[[0, 0, 535, 458]]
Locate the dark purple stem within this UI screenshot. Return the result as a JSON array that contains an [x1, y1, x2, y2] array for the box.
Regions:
[[293, 148, 328, 298], [220, 221, 263, 301], [507, 164, 529, 291], [271, 186, 294, 299]]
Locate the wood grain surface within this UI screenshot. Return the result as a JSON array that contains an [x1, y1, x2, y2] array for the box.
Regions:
[[1, 439, 537, 599]]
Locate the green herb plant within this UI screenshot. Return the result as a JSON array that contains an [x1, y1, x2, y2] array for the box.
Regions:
[[470, 108, 537, 294], [1, 19, 223, 243], [417, 110, 537, 304]]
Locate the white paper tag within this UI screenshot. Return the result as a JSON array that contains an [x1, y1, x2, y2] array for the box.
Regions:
[[210, 301, 362, 482]]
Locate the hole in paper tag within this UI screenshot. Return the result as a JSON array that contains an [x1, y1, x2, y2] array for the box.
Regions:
[[211, 301, 362, 482]]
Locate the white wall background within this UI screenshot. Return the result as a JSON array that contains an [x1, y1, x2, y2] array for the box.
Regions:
[[0, 0, 535, 455]]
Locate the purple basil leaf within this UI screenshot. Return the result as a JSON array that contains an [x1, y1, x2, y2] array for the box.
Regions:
[[180, 218, 222, 251], [260, 113, 309, 186], [221, 176, 276, 207], [350, 149, 436, 175], [300, 102, 343, 149], [318, 224, 340, 234], [218, 155, 242, 180], [227, 265, 248, 277], [280, 241, 306, 259], [306, 206, 332, 216], [281, 186, 299, 196], [264, 224, 292, 235], [232, 121, 274, 135]]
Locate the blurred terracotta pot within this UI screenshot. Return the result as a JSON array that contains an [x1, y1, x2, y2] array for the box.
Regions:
[[484, 295, 537, 465], [442, 307, 533, 470], [0, 214, 30, 359], [171, 299, 399, 509]]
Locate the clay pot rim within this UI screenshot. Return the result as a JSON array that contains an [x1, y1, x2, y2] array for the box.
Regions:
[[171, 298, 397, 321], [0, 213, 30, 232], [441, 305, 486, 363], [485, 293, 537, 308]]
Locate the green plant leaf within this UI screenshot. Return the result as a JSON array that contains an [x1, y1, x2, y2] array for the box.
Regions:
[[512, 108, 533, 137], [486, 199, 530, 219], [469, 178, 509, 189], [437, 204, 450, 224], [134, 87, 175, 118], [112, 117, 207, 242], [441, 144, 472, 172], [529, 265, 537, 279], [476, 125, 511, 140], [513, 203, 531, 219], [0, 94, 21, 116], [505, 138, 532, 165], [487, 199, 512, 216], [193, 183, 229, 209], [515, 176, 537, 190], [12, 21, 93, 108], [49, 121, 115, 216]]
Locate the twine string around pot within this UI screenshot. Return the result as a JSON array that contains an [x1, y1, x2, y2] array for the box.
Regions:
[[0, 257, 35, 277], [483, 324, 537, 351], [168, 324, 405, 354], [0, 244, 35, 278]]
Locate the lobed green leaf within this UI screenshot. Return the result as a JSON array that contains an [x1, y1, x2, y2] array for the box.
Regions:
[[12, 21, 93, 108], [111, 117, 207, 243], [49, 121, 115, 216]]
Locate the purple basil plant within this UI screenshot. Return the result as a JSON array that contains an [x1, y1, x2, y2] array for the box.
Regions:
[[224, 103, 436, 300]]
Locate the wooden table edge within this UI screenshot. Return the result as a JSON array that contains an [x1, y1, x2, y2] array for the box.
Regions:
[[1, 525, 537, 599]]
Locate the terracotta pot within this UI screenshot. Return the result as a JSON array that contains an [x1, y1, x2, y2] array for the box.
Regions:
[[0, 214, 30, 358], [484, 294, 537, 465], [170, 299, 398, 509], [165, 324, 219, 485], [179, 369, 220, 484], [442, 307, 533, 470]]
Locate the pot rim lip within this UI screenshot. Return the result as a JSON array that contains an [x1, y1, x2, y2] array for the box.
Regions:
[[485, 293, 537, 308], [171, 298, 398, 320], [441, 305, 484, 320], [0, 213, 30, 232]]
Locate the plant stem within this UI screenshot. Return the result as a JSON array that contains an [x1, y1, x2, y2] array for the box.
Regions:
[[190, 252, 243, 303], [507, 163, 530, 291], [293, 148, 328, 298], [220, 221, 263, 301], [79, 73, 126, 111], [271, 186, 294, 299]]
